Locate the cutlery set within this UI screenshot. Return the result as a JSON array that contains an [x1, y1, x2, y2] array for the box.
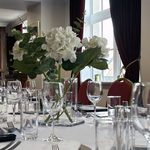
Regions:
[[1, 140, 21, 150], [0, 123, 21, 149]]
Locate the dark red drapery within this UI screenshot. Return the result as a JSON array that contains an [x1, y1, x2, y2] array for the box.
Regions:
[[109, 0, 141, 83], [70, 0, 85, 86]]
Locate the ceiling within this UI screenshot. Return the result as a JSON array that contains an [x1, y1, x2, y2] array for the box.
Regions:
[[0, 0, 41, 26]]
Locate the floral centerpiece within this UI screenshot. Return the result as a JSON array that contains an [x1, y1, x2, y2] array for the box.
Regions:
[[12, 26, 109, 122]]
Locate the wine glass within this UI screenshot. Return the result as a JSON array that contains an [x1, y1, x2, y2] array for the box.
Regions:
[[7, 80, 22, 123], [132, 82, 150, 149], [87, 80, 103, 120], [25, 79, 36, 101], [42, 81, 64, 143], [0, 80, 7, 123]]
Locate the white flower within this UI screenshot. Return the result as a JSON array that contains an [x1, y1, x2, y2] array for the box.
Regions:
[[82, 36, 109, 58], [12, 41, 26, 61], [44, 26, 82, 63], [29, 35, 36, 43]]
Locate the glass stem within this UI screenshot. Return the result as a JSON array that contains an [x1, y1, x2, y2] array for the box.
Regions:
[[95, 120, 98, 150], [13, 103, 16, 123], [147, 140, 150, 150], [94, 103, 96, 120], [52, 115, 55, 136]]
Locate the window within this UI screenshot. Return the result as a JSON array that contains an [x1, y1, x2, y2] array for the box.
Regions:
[[22, 20, 28, 33], [80, 0, 122, 82]]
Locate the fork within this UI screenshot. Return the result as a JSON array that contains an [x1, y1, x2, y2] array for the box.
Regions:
[[7, 141, 21, 150], [1, 140, 16, 150]]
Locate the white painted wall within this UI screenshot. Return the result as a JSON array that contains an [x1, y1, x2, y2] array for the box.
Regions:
[[41, 0, 69, 34], [141, 0, 150, 82], [27, 3, 41, 25]]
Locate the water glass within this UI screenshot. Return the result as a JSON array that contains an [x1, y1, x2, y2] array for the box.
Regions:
[[6, 80, 22, 123], [107, 96, 121, 118], [95, 118, 114, 150], [114, 105, 133, 150], [21, 91, 39, 140], [0, 80, 7, 123]]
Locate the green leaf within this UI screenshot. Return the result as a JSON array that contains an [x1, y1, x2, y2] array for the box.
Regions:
[[11, 29, 23, 40], [62, 47, 108, 75], [90, 58, 108, 70]]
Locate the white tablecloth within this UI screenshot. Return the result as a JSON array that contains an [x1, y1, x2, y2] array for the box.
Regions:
[[0, 115, 96, 150], [0, 114, 147, 150]]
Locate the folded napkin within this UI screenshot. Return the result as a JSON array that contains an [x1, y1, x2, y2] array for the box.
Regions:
[[0, 134, 16, 142]]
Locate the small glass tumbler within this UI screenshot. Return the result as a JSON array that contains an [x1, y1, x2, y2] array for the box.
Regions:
[[0, 80, 7, 123], [21, 90, 39, 140], [107, 96, 121, 118], [95, 118, 114, 150], [114, 105, 133, 150]]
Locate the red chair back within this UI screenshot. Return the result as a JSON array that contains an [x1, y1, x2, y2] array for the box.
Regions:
[[107, 78, 133, 105], [78, 79, 92, 105]]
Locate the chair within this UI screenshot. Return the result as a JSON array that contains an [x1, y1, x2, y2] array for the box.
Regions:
[[78, 79, 92, 105], [107, 78, 133, 105]]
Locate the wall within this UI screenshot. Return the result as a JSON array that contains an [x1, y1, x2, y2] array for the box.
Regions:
[[41, 0, 69, 33], [27, 3, 41, 27], [141, 0, 150, 82]]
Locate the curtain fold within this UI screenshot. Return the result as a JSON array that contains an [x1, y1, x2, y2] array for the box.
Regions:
[[70, 0, 85, 86], [70, 0, 85, 41], [109, 0, 141, 82]]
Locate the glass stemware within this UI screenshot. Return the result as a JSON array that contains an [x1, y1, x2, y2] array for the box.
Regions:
[[7, 80, 22, 123], [87, 80, 103, 120], [132, 82, 150, 149], [0, 80, 7, 123], [25, 79, 36, 101], [42, 81, 64, 143]]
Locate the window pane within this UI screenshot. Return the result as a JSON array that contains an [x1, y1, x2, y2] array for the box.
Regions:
[[80, 67, 92, 82], [93, 22, 102, 36], [103, 0, 109, 10], [83, 25, 91, 38], [103, 18, 113, 49], [22, 20, 28, 33], [93, 0, 101, 14]]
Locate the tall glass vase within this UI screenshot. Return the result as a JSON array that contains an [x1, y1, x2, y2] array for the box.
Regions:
[[64, 77, 78, 122]]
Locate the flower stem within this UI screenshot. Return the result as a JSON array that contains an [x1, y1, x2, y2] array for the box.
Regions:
[[43, 72, 50, 81], [63, 106, 73, 123], [58, 64, 61, 82]]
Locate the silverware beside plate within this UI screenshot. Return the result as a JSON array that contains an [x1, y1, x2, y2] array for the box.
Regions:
[[1, 140, 21, 150]]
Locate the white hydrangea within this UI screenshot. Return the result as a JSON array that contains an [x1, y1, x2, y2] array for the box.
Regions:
[[12, 40, 26, 61], [29, 35, 36, 43], [43, 26, 82, 63], [82, 36, 109, 58]]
